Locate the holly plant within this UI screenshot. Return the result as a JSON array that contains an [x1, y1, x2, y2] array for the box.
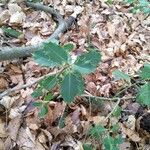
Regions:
[[32, 41, 101, 116]]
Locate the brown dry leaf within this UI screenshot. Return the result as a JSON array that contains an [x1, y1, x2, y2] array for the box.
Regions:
[[45, 102, 66, 125], [17, 127, 35, 149], [125, 115, 136, 130], [8, 3, 26, 24], [0, 139, 4, 150], [120, 123, 141, 142], [71, 107, 81, 125], [0, 119, 7, 138], [9, 105, 26, 119], [8, 3, 22, 14], [88, 116, 108, 126], [86, 82, 97, 94], [119, 142, 131, 150], [51, 136, 83, 150], [99, 83, 111, 97], [7, 115, 22, 141], [10, 64, 22, 74], [0, 10, 10, 23], [0, 76, 8, 91], [0, 96, 16, 109], [10, 11, 26, 24]]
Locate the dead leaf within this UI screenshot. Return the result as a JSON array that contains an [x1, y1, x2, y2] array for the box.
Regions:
[[120, 123, 141, 142], [9, 11, 26, 24], [7, 115, 22, 141], [0, 119, 7, 138], [0, 77, 8, 91]]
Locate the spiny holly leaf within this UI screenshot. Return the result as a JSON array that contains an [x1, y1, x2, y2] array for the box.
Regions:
[[33, 42, 68, 67], [44, 42, 68, 66], [60, 72, 84, 103], [32, 76, 57, 98], [139, 63, 150, 80], [88, 125, 106, 139], [62, 43, 74, 52], [73, 50, 101, 74], [137, 83, 150, 106], [33, 50, 56, 67], [113, 70, 130, 83]]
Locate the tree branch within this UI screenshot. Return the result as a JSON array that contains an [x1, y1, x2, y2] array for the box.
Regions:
[[0, 2, 75, 61], [0, 69, 63, 99]]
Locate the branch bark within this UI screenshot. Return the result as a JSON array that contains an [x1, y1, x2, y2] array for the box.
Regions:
[[0, 69, 63, 99], [0, 2, 75, 61]]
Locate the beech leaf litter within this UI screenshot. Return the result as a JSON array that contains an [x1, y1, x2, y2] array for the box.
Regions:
[[0, 0, 150, 150]]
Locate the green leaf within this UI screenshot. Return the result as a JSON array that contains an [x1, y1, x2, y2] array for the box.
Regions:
[[32, 102, 43, 107], [103, 135, 119, 150], [137, 83, 150, 106], [44, 42, 68, 67], [60, 72, 84, 103], [113, 70, 130, 83], [31, 87, 43, 98], [113, 106, 122, 118], [63, 43, 74, 52], [88, 125, 106, 139], [139, 63, 150, 80], [2, 27, 22, 38], [33, 50, 55, 67], [39, 76, 57, 90], [33, 42, 68, 67], [73, 50, 101, 74], [111, 124, 119, 133], [32, 76, 57, 98], [83, 144, 93, 150], [114, 135, 123, 145], [39, 105, 48, 118], [43, 93, 53, 102]]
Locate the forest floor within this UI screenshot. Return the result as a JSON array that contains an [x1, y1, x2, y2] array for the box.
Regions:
[[0, 0, 150, 150]]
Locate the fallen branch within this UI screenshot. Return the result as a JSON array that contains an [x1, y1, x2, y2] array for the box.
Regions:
[[0, 2, 75, 61], [0, 69, 63, 99]]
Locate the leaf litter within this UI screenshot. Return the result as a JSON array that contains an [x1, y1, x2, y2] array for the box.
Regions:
[[0, 0, 150, 149]]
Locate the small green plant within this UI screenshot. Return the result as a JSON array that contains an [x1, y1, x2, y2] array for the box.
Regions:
[[113, 63, 150, 106], [87, 124, 123, 150], [32, 93, 53, 117], [125, 0, 150, 14], [32, 41, 101, 104]]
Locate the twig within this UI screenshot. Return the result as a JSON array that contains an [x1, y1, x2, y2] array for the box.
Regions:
[[81, 94, 135, 101], [105, 98, 121, 120], [0, 2, 75, 61], [0, 69, 63, 99]]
